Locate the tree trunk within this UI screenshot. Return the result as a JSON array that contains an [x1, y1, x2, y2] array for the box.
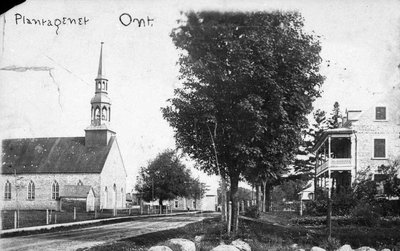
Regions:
[[255, 183, 259, 208], [221, 176, 227, 222], [264, 185, 272, 212], [256, 184, 262, 212], [230, 174, 240, 234], [262, 180, 267, 212], [159, 198, 163, 214]]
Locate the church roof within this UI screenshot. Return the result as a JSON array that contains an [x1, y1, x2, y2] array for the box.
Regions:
[[60, 185, 94, 198], [1, 136, 114, 174]]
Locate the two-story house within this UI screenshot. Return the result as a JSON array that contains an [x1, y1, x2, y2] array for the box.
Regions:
[[312, 84, 400, 194]]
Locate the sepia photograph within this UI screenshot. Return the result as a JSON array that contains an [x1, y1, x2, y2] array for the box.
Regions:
[[0, 0, 399, 250]]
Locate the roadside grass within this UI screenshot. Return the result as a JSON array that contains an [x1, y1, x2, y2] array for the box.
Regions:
[[85, 213, 400, 251], [1, 209, 189, 230]]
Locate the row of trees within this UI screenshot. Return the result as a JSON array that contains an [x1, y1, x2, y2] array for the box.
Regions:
[[162, 11, 325, 232]]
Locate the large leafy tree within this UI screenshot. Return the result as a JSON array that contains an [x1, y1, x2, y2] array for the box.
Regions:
[[162, 11, 324, 231], [135, 150, 193, 212]]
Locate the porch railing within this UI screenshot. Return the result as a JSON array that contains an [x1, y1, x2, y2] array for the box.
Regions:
[[316, 158, 352, 176]]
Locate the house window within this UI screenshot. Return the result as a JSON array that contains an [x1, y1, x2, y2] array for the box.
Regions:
[[52, 181, 59, 200], [4, 180, 11, 200], [174, 200, 179, 208], [77, 180, 83, 186], [28, 180, 35, 200], [375, 107, 386, 120], [374, 139, 386, 158]]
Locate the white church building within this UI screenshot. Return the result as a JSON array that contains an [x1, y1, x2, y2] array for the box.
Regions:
[[1, 43, 127, 212]]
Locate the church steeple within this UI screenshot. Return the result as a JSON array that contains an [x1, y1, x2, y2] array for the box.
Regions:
[[85, 42, 115, 147], [91, 42, 111, 126]]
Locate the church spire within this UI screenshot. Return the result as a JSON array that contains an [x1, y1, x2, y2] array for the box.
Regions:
[[85, 42, 115, 147], [90, 42, 111, 126], [97, 42, 104, 79]]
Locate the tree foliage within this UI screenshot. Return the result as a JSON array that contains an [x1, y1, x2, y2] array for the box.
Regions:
[[292, 102, 342, 180], [135, 150, 193, 207], [162, 11, 324, 231], [188, 177, 208, 201]]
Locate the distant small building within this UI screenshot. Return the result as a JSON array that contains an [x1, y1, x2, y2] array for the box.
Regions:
[[59, 185, 96, 212], [201, 194, 217, 211]]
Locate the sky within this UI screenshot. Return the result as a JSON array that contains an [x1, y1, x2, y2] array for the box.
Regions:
[[0, 0, 399, 193]]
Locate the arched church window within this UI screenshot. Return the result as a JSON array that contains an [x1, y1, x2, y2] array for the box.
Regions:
[[121, 188, 124, 207], [4, 180, 11, 200], [52, 181, 59, 199], [102, 81, 105, 90], [28, 180, 35, 200], [95, 107, 100, 120], [97, 82, 101, 90], [77, 180, 83, 186], [104, 186, 108, 208], [108, 107, 111, 121], [102, 107, 107, 120]]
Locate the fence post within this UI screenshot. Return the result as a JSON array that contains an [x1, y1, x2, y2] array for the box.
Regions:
[[55, 213, 57, 224], [14, 211, 17, 229], [300, 200, 303, 216], [95, 209, 98, 219], [46, 209, 49, 225], [236, 201, 239, 233], [73, 207, 76, 220], [227, 201, 232, 235]]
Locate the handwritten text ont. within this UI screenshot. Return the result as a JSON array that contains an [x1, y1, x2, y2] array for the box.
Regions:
[[119, 13, 154, 27]]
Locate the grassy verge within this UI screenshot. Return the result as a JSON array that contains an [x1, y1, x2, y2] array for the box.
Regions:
[[1, 209, 191, 230], [1, 212, 196, 238], [85, 214, 400, 251]]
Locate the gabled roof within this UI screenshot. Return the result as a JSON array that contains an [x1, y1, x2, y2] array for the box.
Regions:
[[1, 136, 115, 174], [60, 185, 94, 198]]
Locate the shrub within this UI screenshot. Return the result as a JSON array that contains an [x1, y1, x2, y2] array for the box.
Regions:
[[244, 205, 260, 219], [304, 199, 327, 216], [319, 237, 341, 251], [350, 202, 379, 227], [331, 189, 356, 216]]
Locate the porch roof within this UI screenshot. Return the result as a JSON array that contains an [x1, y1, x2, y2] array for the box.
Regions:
[[312, 128, 355, 153]]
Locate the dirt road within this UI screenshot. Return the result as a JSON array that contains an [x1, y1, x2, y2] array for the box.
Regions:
[[0, 214, 213, 251]]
